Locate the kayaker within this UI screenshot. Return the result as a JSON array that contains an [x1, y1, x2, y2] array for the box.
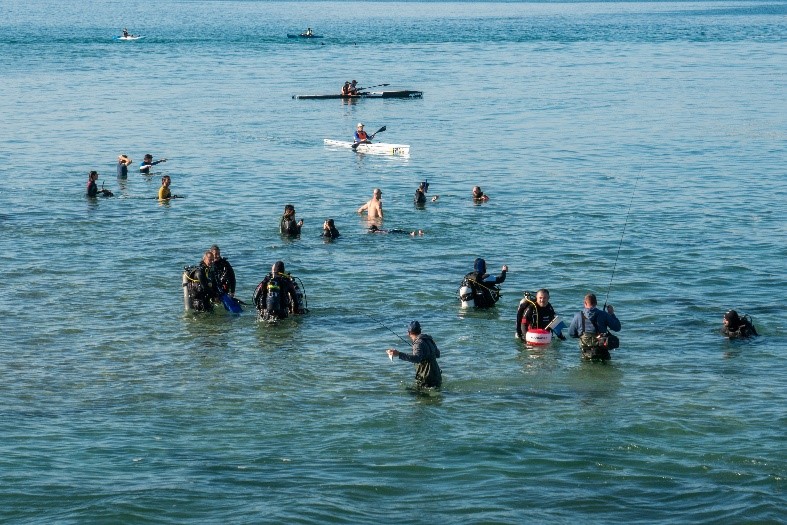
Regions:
[[568, 293, 622, 360], [357, 188, 383, 219], [139, 153, 167, 174], [516, 289, 565, 341], [354, 123, 371, 144], [459, 258, 508, 309], [349, 80, 359, 95], [472, 186, 489, 202], [721, 310, 758, 338], [122, 28, 129, 37], [341, 81, 351, 95], [386, 321, 442, 389], [304, 27, 313, 37]]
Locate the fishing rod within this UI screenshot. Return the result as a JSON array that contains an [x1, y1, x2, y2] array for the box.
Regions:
[[364, 313, 411, 346], [603, 170, 641, 309]]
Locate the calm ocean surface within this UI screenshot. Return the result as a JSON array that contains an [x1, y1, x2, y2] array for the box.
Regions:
[[1, 1, 785, 523]]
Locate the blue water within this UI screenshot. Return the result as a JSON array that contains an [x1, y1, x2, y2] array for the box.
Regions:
[[1, 1, 786, 523]]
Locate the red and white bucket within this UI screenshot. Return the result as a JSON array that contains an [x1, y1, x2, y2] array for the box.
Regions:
[[525, 328, 552, 346]]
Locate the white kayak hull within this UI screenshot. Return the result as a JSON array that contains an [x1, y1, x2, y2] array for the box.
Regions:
[[324, 139, 410, 156]]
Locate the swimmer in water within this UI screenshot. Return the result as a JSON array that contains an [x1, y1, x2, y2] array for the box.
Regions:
[[368, 225, 423, 236]]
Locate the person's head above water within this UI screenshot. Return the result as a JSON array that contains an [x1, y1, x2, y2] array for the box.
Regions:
[[474, 258, 486, 275], [283, 204, 295, 217], [407, 320, 421, 335], [584, 293, 598, 308], [724, 309, 741, 329], [272, 261, 285, 275], [357, 123, 364, 130]]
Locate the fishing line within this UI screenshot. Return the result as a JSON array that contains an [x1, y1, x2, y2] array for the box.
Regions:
[[603, 170, 641, 308], [364, 313, 411, 346]]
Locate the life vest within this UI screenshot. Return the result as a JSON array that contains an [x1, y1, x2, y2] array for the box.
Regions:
[[356, 130, 369, 141], [461, 272, 500, 308]]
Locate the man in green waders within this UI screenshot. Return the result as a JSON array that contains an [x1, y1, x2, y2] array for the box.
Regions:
[[386, 321, 442, 388]]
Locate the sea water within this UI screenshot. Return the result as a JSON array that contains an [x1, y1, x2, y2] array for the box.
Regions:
[[1, 1, 785, 523]]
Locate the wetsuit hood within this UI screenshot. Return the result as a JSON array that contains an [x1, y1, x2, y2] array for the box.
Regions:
[[474, 258, 486, 275]]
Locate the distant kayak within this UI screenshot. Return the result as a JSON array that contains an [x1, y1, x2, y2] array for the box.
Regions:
[[324, 139, 410, 156], [115, 35, 143, 41], [294, 90, 423, 100], [287, 33, 323, 39]]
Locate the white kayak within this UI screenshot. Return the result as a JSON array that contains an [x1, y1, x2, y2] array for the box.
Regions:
[[323, 139, 410, 156], [115, 35, 144, 41]]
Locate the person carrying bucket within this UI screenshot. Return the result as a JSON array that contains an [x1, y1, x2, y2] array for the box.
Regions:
[[516, 289, 566, 345]]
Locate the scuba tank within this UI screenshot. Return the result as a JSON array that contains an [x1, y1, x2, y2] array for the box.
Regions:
[[265, 276, 285, 319], [182, 267, 192, 311], [459, 282, 474, 308], [182, 265, 202, 312]]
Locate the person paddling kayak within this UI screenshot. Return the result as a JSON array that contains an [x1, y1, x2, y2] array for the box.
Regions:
[[354, 123, 371, 145]]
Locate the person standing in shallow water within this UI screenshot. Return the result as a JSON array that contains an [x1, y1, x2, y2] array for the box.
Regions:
[[568, 293, 621, 360], [117, 154, 133, 178], [86, 171, 113, 197], [358, 188, 383, 220], [280, 204, 303, 237], [322, 218, 340, 239], [210, 245, 236, 298], [387, 321, 442, 388]]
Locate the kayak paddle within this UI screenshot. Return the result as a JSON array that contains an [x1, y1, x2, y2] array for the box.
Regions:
[[356, 83, 390, 91]]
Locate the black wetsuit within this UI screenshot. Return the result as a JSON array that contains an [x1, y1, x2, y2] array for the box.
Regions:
[[516, 301, 557, 339], [211, 257, 236, 296]]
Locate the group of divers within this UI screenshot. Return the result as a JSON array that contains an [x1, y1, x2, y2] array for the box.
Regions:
[[86, 146, 759, 390]]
